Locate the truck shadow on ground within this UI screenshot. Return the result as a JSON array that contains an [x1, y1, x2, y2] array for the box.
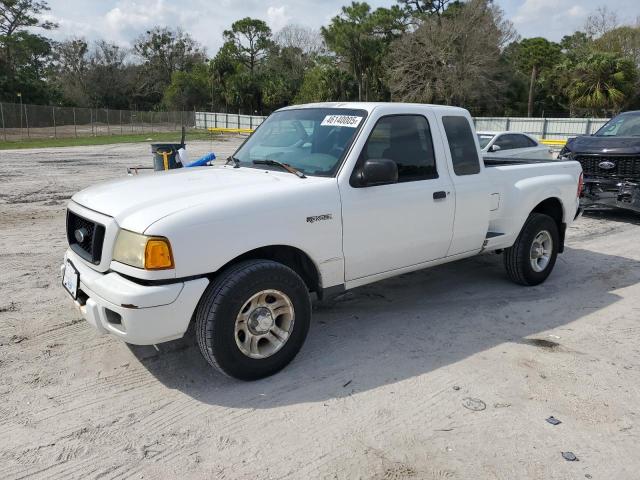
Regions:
[[583, 208, 640, 226], [128, 245, 640, 408]]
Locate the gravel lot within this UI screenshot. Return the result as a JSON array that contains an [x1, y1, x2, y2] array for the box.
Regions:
[[1, 140, 639, 480]]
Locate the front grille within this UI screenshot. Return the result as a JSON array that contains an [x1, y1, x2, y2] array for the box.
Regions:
[[575, 155, 640, 179], [66, 210, 105, 264]]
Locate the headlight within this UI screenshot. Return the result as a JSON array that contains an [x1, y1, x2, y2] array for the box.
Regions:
[[113, 229, 174, 270], [558, 146, 573, 160]]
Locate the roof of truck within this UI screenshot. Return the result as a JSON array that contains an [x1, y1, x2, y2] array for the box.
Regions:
[[277, 102, 469, 115]]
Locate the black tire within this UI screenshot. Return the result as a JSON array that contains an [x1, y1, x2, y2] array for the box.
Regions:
[[504, 213, 559, 286], [195, 259, 311, 380]]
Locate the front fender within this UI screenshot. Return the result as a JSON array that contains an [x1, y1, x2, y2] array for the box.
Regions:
[[144, 180, 345, 288]]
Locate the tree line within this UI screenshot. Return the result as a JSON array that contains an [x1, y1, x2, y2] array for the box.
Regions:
[[1, 0, 639, 117]]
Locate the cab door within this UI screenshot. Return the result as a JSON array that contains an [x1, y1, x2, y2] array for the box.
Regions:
[[439, 115, 491, 256], [339, 113, 455, 282]]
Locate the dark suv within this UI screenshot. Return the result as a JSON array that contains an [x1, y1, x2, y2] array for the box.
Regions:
[[559, 111, 640, 213]]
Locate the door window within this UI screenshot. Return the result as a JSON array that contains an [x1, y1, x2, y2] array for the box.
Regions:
[[494, 134, 517, 150], [497, 134, 537, 149], [517, 135, 538, 147], [442, 116, 481, 175], [358, 115, 437, 183]]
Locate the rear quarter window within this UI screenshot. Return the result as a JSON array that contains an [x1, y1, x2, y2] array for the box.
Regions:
[[442, 116, 481, 175]]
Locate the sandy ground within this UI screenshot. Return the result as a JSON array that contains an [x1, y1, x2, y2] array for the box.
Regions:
[[1, 140, 639, 480]]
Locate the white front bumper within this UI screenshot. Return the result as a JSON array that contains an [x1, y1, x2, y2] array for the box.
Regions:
[[62, 249, 209, 345]]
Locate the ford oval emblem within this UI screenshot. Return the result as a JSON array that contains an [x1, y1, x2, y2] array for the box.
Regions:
[[598, 161, 615, 170], [74, 227, 88, 243]]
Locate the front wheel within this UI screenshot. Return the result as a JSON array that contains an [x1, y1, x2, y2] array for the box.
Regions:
[[504, 213, 559, 286], [195, 260, 311, 380]]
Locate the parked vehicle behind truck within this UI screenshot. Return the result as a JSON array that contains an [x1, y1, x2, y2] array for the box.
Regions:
[[62, 102, 583, 380], [477, 131, 554, 159], [559, 110, 640, 213]]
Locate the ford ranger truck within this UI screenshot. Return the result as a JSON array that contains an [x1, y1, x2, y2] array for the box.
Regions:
[[61, 103, 583, 380]]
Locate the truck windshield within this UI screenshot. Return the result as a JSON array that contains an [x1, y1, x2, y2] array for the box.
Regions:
[[595, 113, 640, 137], [231, 108, 368, 177]]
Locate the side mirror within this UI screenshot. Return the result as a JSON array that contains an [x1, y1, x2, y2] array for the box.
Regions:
[[354, 158, 398, 187], [489, 144, 501, 152]]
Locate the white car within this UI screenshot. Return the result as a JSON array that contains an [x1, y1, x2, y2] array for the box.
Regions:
[[62, 103, 582, 380], [477, 131, 554, 159]]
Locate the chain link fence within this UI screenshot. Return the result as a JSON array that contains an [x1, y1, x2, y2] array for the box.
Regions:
[[195, 111, 610, 141], [195, 112, 267, 130], [473, 117, 610, 141], [0, 102, 195, 141], [0, 102, 611, 143]]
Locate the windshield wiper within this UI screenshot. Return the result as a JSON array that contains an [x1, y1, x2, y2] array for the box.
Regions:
[[226, 156, 240, 168], [253, 159, 306, 178]]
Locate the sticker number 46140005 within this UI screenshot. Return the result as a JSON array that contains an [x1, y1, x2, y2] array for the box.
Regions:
[[321, 115, 363, 128]]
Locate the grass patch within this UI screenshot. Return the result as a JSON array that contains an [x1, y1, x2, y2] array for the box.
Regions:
[[0, 131, 218, 150]]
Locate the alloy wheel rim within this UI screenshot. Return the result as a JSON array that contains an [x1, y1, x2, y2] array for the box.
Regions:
[[234, 289, 295, 359], [530, 230, 553, 273]]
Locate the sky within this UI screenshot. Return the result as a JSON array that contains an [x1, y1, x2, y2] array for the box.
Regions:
[[39, 0, 640, 55]]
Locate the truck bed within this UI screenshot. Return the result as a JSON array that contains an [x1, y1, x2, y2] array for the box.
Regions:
[[481, 156, 581, 251]]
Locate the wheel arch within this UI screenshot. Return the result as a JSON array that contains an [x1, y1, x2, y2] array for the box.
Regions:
[[530, 197, 566, 252], [211, 245, 322, 296]]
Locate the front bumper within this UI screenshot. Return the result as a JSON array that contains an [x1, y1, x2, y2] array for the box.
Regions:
[[62, 249, 209, 345], [581, 177, 640, 213]]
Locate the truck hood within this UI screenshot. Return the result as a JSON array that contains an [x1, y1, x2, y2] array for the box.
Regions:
[[72, 165, 318, 232], [567, 135, 640, 155]]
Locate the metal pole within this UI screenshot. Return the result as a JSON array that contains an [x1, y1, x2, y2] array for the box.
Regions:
[[19, 96, 23, 139], [120, 110, 123, 135], [24, 103, 29, 138], [90, 109, 94, 136], [151, 111, 154, 134], [53, 106, 57, 138], [0, 103, 6, 141], [73, 108, 77, 138], [542, 118, 548, 139], [141, 111, 144, 134], [106, 108, 110, 135]]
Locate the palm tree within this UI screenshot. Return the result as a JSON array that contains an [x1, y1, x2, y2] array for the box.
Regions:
[[565, 52, 636, 117]]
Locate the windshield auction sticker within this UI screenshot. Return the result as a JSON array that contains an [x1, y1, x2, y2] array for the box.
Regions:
[[321, 115, 363, 128]]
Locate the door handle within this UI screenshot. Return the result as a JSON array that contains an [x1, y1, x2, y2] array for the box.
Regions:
[[433, 191, 447, 200]]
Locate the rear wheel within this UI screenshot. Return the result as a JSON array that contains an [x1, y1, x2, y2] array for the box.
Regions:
[[195, 260, 311, 380], [504, 213, 559, 286]]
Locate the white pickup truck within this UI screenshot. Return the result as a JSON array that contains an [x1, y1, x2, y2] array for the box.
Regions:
[[62, 102, 583, 380]]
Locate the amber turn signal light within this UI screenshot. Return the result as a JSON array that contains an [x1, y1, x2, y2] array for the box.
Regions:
[[144, 238, 174, 270]]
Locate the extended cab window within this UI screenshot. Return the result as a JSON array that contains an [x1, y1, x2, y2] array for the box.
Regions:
[[442, 116, 481, 175], [359, 115, 437, 183]]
